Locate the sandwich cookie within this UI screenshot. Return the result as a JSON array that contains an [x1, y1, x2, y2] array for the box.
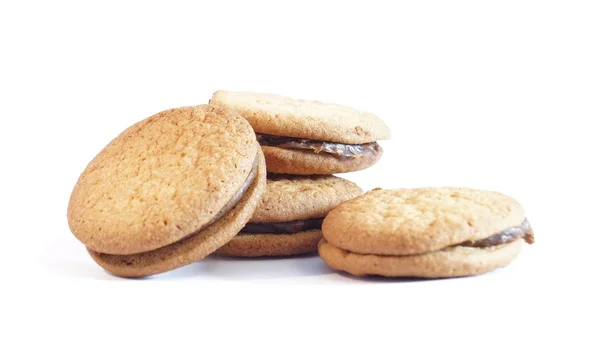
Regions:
[[68, 105, 267, 277], [319, 187, 534, 278], [216, 174, 363, 257], [209, 90, 391, 175]]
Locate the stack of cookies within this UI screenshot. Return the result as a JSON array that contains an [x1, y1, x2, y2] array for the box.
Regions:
[[209, 90, 390, 257], [67, 91, 534, 279]]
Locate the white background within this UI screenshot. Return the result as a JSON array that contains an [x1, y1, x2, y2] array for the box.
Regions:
[[1, 1, 598, 336]]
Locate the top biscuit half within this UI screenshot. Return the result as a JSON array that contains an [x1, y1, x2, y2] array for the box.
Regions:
[[210, 90, 391, 144], [251, 174, 364, 223]]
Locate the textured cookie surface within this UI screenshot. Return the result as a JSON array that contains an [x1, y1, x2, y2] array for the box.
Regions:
[[322, 188, 525, 256], [88, 152, 266, 277], [210, 90, 391, 143], [68, 105, 257, 255], [215, 230, 322, 257], [318, 239, 522, 278], [261, 146, 383, 175], [252, 174, 363, 222]]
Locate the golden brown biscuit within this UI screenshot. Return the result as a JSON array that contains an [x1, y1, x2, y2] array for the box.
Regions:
[[209, 90, 390, 175], [260, 146, 382, 175], [68, 105, 267, 277], [252, 174, 364, 222], [210, 90, 390, 143], [215, 174, 363, 257], [319, 187, 534, 278], [217, 230, 322, 257]]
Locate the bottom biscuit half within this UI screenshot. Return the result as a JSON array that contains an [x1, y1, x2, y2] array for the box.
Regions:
[[215, 230, 322, 257], [318, 238, 523, 278], [261, 146, 382, 175]]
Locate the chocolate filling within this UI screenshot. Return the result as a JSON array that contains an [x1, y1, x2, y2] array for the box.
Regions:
[[460, 218, 534, 248], [240, 218, 323, 235], [175, 157, 258, 242], [210, 159, 258, 224], [256, 133, 382, 160]]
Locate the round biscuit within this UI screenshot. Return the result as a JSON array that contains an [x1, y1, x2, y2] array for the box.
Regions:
[[322, 187, 525, 255], [252, 174, 363, 222], [215, 230, 322, 257], [318, 238, 522, 278], [68, 105, 257, 255], [210, 90, 391, 143]]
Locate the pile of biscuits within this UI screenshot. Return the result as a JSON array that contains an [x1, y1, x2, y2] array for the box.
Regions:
[[68, 90, 534, 278]]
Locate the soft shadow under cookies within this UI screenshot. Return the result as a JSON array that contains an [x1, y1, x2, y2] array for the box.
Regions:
[[196, 254, 334, 280]]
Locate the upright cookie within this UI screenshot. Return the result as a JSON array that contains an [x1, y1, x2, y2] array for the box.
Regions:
[[68, 105, 267, 277], [209, 90, 390, 175], [319, 187, 534, 278], [215, 174, 363, 257]]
